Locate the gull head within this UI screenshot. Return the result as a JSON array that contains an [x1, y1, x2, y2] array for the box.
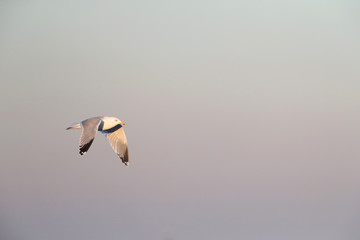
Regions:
[[101, 116, 126, 130]]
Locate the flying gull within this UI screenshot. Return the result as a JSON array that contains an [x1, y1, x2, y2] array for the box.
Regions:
[[66, 116, 129, 166]]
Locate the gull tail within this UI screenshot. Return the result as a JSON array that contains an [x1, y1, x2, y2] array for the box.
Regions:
[[66, 123, 81, 130]]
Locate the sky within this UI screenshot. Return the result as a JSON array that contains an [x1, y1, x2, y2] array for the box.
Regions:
[[0, 0, 360, 239]]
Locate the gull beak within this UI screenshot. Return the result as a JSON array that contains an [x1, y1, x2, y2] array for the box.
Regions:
[[120, 121, 126, 125]]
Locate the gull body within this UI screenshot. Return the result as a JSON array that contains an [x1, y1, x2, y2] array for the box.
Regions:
[[66, 116, 129, 166]]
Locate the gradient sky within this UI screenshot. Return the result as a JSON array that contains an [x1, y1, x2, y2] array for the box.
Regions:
[[1, 1, 360, 240]]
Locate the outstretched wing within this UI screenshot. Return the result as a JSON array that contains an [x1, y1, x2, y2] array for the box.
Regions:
[[79, 118, 101, 155], [106, 127, 129, 166]]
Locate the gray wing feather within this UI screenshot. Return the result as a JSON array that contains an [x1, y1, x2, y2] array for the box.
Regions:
[[79, 117, 101, 155], [106, 127, 129, 166]]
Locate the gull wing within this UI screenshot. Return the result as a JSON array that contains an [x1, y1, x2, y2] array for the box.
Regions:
[[79, 118, 101, 155], [106, 127, 129, 166]]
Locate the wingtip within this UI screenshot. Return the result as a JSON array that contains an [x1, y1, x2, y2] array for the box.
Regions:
[[120, 154, 129, 166], [120, 157, 129, 166], [79, 139, 94, 156], [122, 148, 129, 166]]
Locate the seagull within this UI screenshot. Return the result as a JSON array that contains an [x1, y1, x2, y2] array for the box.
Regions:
[[66, 116, 129, 166]]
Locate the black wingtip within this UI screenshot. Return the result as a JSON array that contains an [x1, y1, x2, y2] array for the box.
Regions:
[[120, 148, 129, 166], [79, 139, 94, 156]]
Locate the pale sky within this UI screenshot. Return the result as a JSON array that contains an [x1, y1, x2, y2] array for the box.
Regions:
[[1, 1, 360, 239]]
